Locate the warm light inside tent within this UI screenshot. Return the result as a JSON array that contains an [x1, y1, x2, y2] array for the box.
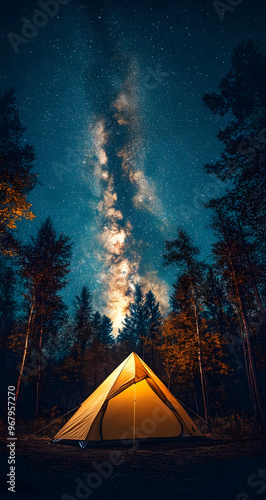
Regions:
[[102, 379, 182, 440]]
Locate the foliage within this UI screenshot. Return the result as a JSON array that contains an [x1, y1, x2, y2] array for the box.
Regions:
[[0, 88, 37, 254]]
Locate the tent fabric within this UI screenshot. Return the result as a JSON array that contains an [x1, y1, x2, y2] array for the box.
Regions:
[[53, 352, 202, 445], [101, 379, 183, 440]]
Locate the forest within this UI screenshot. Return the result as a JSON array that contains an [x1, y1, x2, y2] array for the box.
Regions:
[[1, 39, 265, 436]]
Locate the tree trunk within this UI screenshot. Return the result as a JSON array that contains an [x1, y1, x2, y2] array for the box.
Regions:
[[151, 343, 154, 371], [66, 363, 75, 411], [194, 307, 208, 422], [104, 349, 108, 378], [141, 338, 146, 362], [193, 380, 199, 415], [243, 334, 256, 412], [94, 362, 97, 389], [66, 380, 72, 411], [191, 284, 209, 422], [35, 321, 43, 419], [235, 307, 256, 412], [228, 246, 266, 422], [238, 287, 266, 422], [234, 207, 266, 322], [166, 367, 171, 389], [15, 291, 35, 406], [231, 335, 249, 413]]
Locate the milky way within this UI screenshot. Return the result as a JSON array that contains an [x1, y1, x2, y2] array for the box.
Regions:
[[2, 0, 265, 330], [83, 62, 169, 332]]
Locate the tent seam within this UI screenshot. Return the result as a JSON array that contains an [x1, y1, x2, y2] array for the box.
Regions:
[[84, 353, 133, 442]]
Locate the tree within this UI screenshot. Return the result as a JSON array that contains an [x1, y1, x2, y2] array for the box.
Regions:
[[0, 255, 18, 404], [202, 39, 266, 322], [94, 314, 114, 380], [16, 217, 72, 416], [92, 311, 102, 339], [142, 290, 162, 368], [100, 315, 114, 345], [73, 286, 93, 353], [118, 284, 146, 354], [207, 195, 266, 323], [203, 266, 239, 346], [88, 311, 103, 389], [202, 38, 266, 424], [161, 271, 228, 414], [62, 286, 93, 405], [0, 255, 17, 347], [211, 206, 266, 422], [0, 88, 37, 254], [203, 39, 266, 187], [163, 229, 211, 421]]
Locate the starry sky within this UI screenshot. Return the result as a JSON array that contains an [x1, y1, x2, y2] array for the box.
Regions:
[[1, 0, 266, 332]]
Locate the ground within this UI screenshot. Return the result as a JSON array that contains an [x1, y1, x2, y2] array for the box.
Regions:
[[1, 436, 266, 500]]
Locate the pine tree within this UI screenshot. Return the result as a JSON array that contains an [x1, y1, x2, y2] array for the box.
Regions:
[[142, 290, 162, 367], [16, 217, 72, 416], [62, 287, 93, 406], [100, 315, 114, 345], [211, 206, 266, 422], [92, 311, 102, 339], [202, 39, 266, 423], [73, 286, 93, 353], [118, 284, 146, 354], [203, 39, 266, 187], [0, 88, 37, 254], [88, 311, 102, 389], [0, 255, 18, 403], [203, 266, 238, 345], [207, 196, 266, 323], [162, 272, 228, 412], [163, 229, 211, 421], [0, 255, 17, 347], [203, 39, 266, 322]]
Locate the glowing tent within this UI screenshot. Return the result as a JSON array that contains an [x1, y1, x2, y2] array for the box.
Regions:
[[53, 352, 203, 447]]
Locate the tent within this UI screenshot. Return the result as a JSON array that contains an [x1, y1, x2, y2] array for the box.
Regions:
[[53, 352, 203, 447]]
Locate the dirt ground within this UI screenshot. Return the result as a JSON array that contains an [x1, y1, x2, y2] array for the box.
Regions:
[[1, 436, 266, 500]]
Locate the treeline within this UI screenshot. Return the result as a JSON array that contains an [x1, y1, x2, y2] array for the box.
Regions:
[[0, 40, 265, 428]]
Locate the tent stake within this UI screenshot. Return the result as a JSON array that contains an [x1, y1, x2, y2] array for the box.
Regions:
[[133, 382, 136, 451]]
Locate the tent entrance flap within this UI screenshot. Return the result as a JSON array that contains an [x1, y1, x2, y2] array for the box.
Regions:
[[101, 379, 183, 441]]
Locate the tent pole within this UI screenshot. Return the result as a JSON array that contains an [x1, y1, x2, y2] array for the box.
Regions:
[[133, 382, 136, 450]]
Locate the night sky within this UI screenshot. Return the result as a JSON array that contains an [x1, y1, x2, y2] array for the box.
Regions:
[[1, 0, 265, 332]]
